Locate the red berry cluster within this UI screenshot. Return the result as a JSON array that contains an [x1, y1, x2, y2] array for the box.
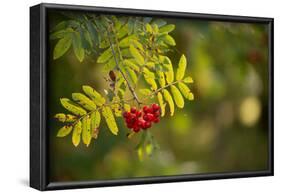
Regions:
[[123, 104, 161, 133]]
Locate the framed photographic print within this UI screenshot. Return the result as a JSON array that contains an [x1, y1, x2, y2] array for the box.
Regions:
[[30, 3, 274, 191]]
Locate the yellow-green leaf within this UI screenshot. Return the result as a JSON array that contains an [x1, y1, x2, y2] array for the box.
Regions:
[[183, 76, 194, 83], [157, 92, 166, 117], [97, 48, 112, 63], [72, 93, 96, 111], [176, 54, 187, 81], [72, 121, 82, 147], [57, 126, 72, 137], [163, 35, 176, 46], [163, 89, 174, 116], [72, 32, 85, 62], [60, 98, 87, 116], [143, 68, 158, 90], [54, 113, 77, 122], [170, 85, 184, 108], [82, 85, 106, 106], [53, 35, 72, 60], [178, 82, 191, 99], [126, 67, 138, 84], [161, 56, 174, 84], [90, 111, 101, 129], [123, 59, 140, 71], [102, 106, 118, 135], [157, 71, 166, 87], [119, 35, 136, 48], [124, 104, 131, 112], [159, 24, 175, 33], [139, 89, 151, 96], [188, 92, 194, 101], [82, 116, 92, 146], [146, 23, 153, 33], [129, 45, 144, 65]]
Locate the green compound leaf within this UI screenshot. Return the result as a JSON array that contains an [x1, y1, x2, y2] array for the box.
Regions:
[[54, 113, 77, 122], [72, 32, 85, 62], [72, 121, 82, 147], [53, 35, 72, 60], [176, 54, 187, 81], [123, 59, 140, 71], [178, 82, 191, 99], [163, 34, 176, 46], [102, 106, 118, 135], [90, 111, 101, 130], [97, 48, 112, 63], [60, 98, 87, 116], [82, 85, 106, 106], [72, 93, 97, 111], [126, 67, 138, 84], [157, 92, 166, 117], [82, 115, 92, 146], [159, 24, 175, 34], [170, 85, 184, 108], [183, 76, 194, 83], [143, 68, 158, 90], [160, 56, 174, 84], [157, 71, 166, 87], [163, 89, 174, 116], [139, 89, 151, 96], [86, 20, 99, 45], [57, 125, 73, 137], [119, 35, 137, 48], [129, 45, 144, 65]]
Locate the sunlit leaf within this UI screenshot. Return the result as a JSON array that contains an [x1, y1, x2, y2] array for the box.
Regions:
[[54, 113, 77, 122], [123, 59, 140, 71], [146, 23, 153, 33], [82, 85, 106, 106], [119, 35, 137, 48], [143, 68, 158, 90], [82, 116, 92, 146], [102, 106, 118, 135], [160, 56, 174, 84], [157, 71, 166, 87], [139, 89, 151, 96], [159, 24, 175, 33], [176, 54, 187, 81], [178, 82, 191, 99], [97, 48, 112, 63], [188, 92, 194, 101], [57, 126, 72, 137], [72, 93, 97, 111], [163, 35, 176, 46], [183, 76, 194, 83], [163, 89, 174, 116], [53, 35, 72, 60], [126, 67, 138, 84], [170, 85, 184, 108], [72, 121, 82, 147], [157, 92, 166, 117], [129, 45, 144, 65], [90, 111, 101, 130], [60, 98, 87, 116]]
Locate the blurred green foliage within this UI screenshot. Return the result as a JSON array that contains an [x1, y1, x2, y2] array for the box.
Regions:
[[47, 10, 269, 182]]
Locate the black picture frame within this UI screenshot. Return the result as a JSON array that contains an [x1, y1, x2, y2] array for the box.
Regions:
[[30, 3, 274, 191]]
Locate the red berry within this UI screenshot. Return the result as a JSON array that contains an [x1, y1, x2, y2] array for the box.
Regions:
[[146, 113, 155, 121], [152, 103, 160, 112], [136, 111, 142, 117], [144, 121, 151, 129], [133, 126, 140, 132], [123, 111, 130, 118], [153, 110, 160, 117], [153, 118, 160, 123], [143, 106, 149, 113], [130, 107, 137, 113]]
